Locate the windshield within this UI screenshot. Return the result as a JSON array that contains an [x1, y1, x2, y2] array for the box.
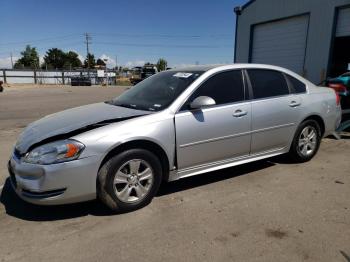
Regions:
[[108, 70, 203, 111]]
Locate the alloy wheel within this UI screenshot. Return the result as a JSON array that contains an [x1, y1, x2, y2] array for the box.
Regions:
[[298, 126, 318, 156], [113, 159, 154, 203]]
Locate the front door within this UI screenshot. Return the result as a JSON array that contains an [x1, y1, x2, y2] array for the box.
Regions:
[[175, 70, 251, 170]]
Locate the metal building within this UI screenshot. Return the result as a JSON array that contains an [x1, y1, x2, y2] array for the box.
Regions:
[[234, 0, 350, 84]]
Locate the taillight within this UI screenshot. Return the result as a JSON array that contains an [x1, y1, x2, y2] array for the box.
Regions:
[[329, 83, 347, 93], [335, 91, 341, 106]]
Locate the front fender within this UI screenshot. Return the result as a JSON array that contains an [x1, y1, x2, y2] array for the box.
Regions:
[[74, 115, 176, 172]]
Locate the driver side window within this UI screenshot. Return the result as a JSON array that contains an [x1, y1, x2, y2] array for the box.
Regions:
[[181, 70, 245, 111]]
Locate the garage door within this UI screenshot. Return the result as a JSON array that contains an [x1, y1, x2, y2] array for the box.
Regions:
[[336, 7, 350, 37], [251, 15, 309, 75]]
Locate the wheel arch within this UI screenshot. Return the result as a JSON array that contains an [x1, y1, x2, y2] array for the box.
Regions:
[[300, 114, 325, 137], [98, 139, 171, 182]]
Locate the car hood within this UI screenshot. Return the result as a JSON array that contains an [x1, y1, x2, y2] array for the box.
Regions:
[[15, 102, 151, 154]]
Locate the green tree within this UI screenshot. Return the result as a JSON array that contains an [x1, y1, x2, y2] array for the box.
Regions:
[[43, 48, 67, 69], [64, 51, 82, 69], [84, 53, 96, 69], [14, 45, 40, 69], [96, 58, 106, 67], [156, 58, 167, 71]]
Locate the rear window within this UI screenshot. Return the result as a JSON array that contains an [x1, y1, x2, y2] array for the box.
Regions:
[[247, 69, 289, 99], [286, 74, 306, 93]]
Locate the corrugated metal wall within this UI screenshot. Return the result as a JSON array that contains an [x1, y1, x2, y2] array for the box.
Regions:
[[251, 15, 309, 74], [235, 0, 350, 84], [336, 7, 350, 37]]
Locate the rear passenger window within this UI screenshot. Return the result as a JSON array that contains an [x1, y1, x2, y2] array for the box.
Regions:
[[247, 69, 289, 99], [183, 70, 244, 109], [286, 74, 306, 93]]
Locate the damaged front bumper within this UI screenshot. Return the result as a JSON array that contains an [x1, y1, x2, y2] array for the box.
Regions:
[[8, 153, 100, 205]]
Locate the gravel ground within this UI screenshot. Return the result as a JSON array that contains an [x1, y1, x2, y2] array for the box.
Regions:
[[0, 86, 349, 262]]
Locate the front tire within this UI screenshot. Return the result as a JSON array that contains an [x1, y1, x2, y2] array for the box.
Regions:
[[98, 149, 162, 212], [288, 120, 321, 162]]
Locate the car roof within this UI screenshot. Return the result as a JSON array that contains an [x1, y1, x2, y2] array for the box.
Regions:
[[170, 63, 292, 72], [169, 63, 314, 86], [169, 65, 221, 72]]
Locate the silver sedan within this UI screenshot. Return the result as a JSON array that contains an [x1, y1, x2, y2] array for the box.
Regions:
[[8, 64, 341, 212]]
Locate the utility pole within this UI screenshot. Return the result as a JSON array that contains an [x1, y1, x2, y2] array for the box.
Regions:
[[10, 53, 13, 69], [84, 33, 92, 78], [116, 55, 119, 76], [104, 58, 108, 87]]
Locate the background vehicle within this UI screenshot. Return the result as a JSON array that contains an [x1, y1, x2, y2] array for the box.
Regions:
[[70, 76, 92, 86], [326, 72, 350, 109], [8, 64, 341, 212], [130, 65, 158, 85], [129, 66, 142, 85], [141, 65, 158, 79]]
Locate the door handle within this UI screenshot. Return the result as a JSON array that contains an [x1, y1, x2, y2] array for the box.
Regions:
[[233, 109, 248, 117], [289, 101, 301, 107]]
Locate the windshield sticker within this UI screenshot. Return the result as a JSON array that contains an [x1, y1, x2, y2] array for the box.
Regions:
[[153, 104, 162, 108], [173, 72, 193, 78]]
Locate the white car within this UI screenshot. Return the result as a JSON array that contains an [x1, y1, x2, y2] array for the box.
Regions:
[[8, 64, 341, 212]]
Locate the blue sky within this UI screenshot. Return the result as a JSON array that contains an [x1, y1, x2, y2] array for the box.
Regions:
[[0, 0, 247, 68]]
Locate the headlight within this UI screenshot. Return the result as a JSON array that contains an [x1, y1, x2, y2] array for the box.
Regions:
[[23, 139, 85, 165]]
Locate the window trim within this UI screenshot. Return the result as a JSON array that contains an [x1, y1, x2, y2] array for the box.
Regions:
[[284, 73, 307, 95], [177, 69, 248, 113], [244, 68, 292, 101]]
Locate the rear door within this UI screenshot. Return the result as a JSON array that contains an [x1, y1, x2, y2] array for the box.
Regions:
[[246, 69, 302, 155], [175, 70, 251, 170]]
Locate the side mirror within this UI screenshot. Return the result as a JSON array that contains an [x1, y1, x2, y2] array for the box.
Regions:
[[190, 96, 216, 109]]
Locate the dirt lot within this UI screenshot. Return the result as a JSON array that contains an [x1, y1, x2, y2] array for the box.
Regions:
[[0, 86, 349, 262]]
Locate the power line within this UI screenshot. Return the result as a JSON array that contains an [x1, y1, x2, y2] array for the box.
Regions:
[[94, 41, 231, 49], [92, 32, 233, 39], [0, 34, 79, 46], [0, 32, 232, 47], [0, 32, 234, 66], [0, 41, 83, 56], [0, 41, 231, 56]]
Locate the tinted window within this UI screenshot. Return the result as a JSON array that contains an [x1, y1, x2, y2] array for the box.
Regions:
[[286, 75, 306, 93], [183, 70, 244, 109], [247, 69, 289, 99]]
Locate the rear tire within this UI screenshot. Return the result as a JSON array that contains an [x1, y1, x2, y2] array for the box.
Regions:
[[288, 120, 321, 162], [97, 149, 162, 212]]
